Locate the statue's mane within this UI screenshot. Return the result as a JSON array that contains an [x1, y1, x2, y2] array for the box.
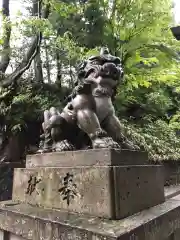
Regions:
[[64, 48, 123, 104]]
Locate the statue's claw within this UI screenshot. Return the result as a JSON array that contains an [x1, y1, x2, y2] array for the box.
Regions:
[[36, 147, 53, 154], [36, 135, 54, 154], [92, 137, 121, 149], [54, 140, 76, 152]]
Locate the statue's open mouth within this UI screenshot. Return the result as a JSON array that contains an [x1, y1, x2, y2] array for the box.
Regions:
[[99, 62, 122, 81]]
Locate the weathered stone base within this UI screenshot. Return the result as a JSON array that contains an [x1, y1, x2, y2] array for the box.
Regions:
[[26, 149, 148, 168], [12, 150, 165, 219], [0, 197, 180, 240], [0, 149, 169, 239]]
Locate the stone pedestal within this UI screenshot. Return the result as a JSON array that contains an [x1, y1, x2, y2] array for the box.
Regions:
[[12, 149, 164, 220], [1, 149, 177, 240], [0, 198, 180, 240]]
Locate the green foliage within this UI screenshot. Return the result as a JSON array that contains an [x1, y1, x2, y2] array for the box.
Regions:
[[121, 119, 180, 162], [0, 80, 64, 134], [1, 0, 180, 161]]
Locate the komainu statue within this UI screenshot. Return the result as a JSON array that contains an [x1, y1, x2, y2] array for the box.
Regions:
[[38, 48, 139, 153]]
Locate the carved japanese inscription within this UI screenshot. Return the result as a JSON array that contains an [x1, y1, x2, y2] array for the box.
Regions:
[[58, 172, 78, 206], [26, 175, 41, 195]]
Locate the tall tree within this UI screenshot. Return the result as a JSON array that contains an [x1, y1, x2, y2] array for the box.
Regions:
[[56, 51, 61, 87], [44, 39, 51, 83], [1, 1, 50, 87], [0, 0, 11, 73], [32, 0, 44, 83], [0, 1, 50, 163]]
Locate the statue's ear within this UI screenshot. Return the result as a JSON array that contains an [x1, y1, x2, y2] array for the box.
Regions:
[[77, 61, 87, 79], [78, 60, 87, 70], [114, 57, 121, 65]]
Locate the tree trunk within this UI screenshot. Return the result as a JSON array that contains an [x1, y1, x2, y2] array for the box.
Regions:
[[1, 2, 50, 87], [56, 51, 62, 88], [1, 34, 41, 87], [44, 39, 51, 83], [0, 0, 11, 73], [0, 2, 50, 164], [33, 48, 43, 82], [32, 0, 43, 83]]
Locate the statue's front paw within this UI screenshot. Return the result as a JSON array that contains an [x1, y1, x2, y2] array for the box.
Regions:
[[92, 137, 121, 149], [55, 140, 76, 152], [36, 145, 53, 154]]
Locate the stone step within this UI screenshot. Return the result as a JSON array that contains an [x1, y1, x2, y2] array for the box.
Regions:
[[26, 149, 148, 168], [0, 198, 180, 240], [165, 185, 180, 200], [12, 164, 165, 219]]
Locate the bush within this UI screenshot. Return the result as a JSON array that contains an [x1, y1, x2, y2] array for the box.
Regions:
[[121, 119, 180, 162]]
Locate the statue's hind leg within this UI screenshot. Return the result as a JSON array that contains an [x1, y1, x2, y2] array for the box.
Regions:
[[37, 109, 54, 153], [102, 114, 139, 150], [51, 117, 76, 152], [47, 107, 77, 152], [37, 107, 75, 153]]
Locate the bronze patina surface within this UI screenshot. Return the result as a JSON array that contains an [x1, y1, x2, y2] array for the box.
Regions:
[[38, 48, 138, 153]]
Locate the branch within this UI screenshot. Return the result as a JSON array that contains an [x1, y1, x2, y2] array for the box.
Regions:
[[146, 44, 180, 59], [1, 34, 42, 87], [122, 43, 180, 66], [0, 2, 50, 88]]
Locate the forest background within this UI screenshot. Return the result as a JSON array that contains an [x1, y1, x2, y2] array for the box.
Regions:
[[0, 0, 180, 162]]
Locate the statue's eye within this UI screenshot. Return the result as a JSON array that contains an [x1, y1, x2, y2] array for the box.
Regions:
[[90, 60, 102, 66]]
